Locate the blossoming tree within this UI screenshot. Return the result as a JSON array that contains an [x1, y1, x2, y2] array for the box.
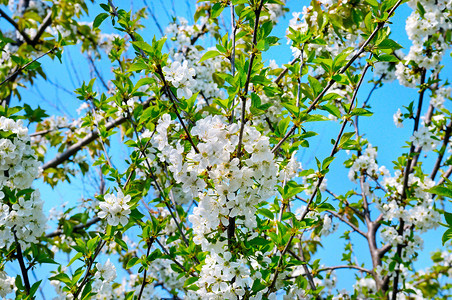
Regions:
[[0, 0, 451, 299]]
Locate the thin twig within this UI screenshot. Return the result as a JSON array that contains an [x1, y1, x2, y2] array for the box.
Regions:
[[0, 8, 33, 44], [13, 227, 31, 294], [236, 0, 265, 159], [274, 56, 299, 84], [430, 119, 452, 180], [392, 69, 427, 300], [0, 46, 57, 88], [137, 238, 155, 300], [317, 265, 373, 275], [229, 2, 237, 123], [46, 217, 101, 238], [42, 98, 153, 170], [32, 10, 53, 44], [73, 239, 107, 298]]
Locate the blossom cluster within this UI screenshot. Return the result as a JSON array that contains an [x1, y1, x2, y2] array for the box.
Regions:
[[396, 0, 452, 87], [0, 270, 15, 298], [144, 114, 284, 298], [287, 7, 358, 60], [409, 126, 438, 152], [0, 117, 45, 248], [98, 191, 131, 226], [162, 60, 196, 99]]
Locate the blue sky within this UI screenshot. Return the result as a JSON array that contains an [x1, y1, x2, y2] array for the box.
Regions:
[[2, 0, 451, 297]]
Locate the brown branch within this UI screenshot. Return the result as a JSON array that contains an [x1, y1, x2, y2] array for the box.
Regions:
[[430, 119, 452, 180], [236, 0, 265, 158], [317, 265, 373, 275], [0, 46, 57, 88], [0, 8, 33, 45], [438, 165, 452, 186], [296, 196, 366, 237], [42, 98, 153, 170], [392, 69, 427, 300], [137, 237, 155, 300], [274, 56, 299, 85], [13, 227, 31, 294], [31, 10, 53, 45], [45, 217, 101, 238]]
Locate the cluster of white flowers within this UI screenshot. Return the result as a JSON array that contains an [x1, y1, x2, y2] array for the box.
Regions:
[[348, 145, 382, 182], [287, 8, 358, 59], [397, 0, 452, 86], [430, 85, 451, 109], [409, 126, 438, 152], [0, 270, 15, 298], [393, 109, 404, 128], [98, 191, 131, 226], [165, 16, 215, 46], [380, 173, 440, 231], [172, 47, 226, 104], [0, 117, 45, 248], [91, 259, 118, 297], [394, 62, 421, 88], [302, 173, 327, 195], [263, 1, 286, 22], [143, 113, 292, 298], [162, 60, 196, 99], [353, 277, 377, 298], [375, 171, 441, 278]]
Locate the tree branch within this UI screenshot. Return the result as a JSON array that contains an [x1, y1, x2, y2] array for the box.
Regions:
[[0, 8, 34, 45], [0, 46, 57, 88], [137, 237, 155, 300], [317, 264, 373, 275], [45, 217, 101, 238], [42, 97, 153, 170], [13, 227, 31, 294]]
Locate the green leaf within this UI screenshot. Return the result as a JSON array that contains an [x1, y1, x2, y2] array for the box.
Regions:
[[445, 212, 452, 226], [249, 237, 271, 246], [308, 75, 322, 96], [258, 208, 274, 220], [29, 280, 42, 296], [131, 41, 153, 53], [417, 2, 426, 18], [199, 50, 220, 63], [339, 132, 355, 148], [350, 108, 373, 117], [67, 252, 83, 267], [317, 202, 335, 212], [93, 13, 109, 29], [129, 62, 148, 73], [49, 273, 72, 285], [211, 3, 225, 19], [365, 0, 379, 7], [322, 156, 335, 169], [377, 38, 403, 50], [376, 54, 399, 62], [25, 61, 41, 70], [184, 277, 199, 287], [127, 257, 140, 269], [428, 186, 452, 198], [321, 104, 341, 119], [134, 77, 154, 90], [442, 228, 452, 245]]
